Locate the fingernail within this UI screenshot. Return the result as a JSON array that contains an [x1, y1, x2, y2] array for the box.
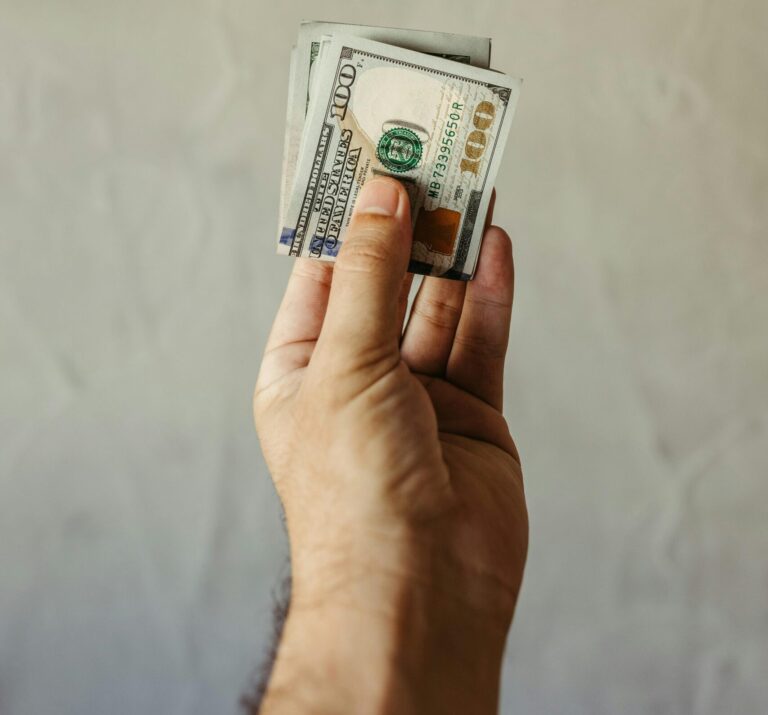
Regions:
[[354, 179, 401, 217]]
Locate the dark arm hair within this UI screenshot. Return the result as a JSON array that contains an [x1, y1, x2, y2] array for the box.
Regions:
[[241, 571, 291, 714]]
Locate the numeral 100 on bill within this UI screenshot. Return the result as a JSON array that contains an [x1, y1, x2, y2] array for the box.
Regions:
[[460, 101, 497, 176]]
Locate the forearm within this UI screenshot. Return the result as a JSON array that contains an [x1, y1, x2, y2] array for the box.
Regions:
[[259, 551, 509, 715]]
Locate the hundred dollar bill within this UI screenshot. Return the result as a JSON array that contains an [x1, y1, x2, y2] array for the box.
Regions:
[[280, 22, 491, 226], [278, 34, 521, 279]]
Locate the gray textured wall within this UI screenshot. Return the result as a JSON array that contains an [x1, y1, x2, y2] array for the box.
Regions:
[[1, 2, 766, 713]]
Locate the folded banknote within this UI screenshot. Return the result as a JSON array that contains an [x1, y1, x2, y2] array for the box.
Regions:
[[278, 24, 521, 280]]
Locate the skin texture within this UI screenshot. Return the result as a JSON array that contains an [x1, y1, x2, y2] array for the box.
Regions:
[[254, 178, 528, 714]]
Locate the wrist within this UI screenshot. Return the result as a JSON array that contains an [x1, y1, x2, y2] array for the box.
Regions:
[[262, 532, 510, 715]]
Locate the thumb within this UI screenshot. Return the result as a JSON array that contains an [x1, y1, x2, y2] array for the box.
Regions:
[[315, 177, 412, 373]]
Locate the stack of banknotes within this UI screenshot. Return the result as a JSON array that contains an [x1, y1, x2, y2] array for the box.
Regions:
[[277, 21, 522, 280]]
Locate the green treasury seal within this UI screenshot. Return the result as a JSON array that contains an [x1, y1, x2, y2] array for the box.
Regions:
[[376, 127, 423, 173]]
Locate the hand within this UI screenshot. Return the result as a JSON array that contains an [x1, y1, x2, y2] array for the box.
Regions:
[[254, 178, 527, 714]]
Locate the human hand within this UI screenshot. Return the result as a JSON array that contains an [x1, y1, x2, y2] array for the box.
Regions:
[[254, 178, 527, 714]]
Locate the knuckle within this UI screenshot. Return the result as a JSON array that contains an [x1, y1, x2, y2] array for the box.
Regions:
[[292, 260, 334, 289], [336, 232, 394, 274], [453, 331, 508, 360], [412, 297, 462, 330], [466, 293, 512, 311]]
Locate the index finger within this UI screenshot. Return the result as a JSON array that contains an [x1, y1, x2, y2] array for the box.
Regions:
[[259, 258, 333, 390]]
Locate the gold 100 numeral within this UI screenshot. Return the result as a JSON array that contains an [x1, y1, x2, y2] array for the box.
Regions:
[[460, 101, 496, 176]]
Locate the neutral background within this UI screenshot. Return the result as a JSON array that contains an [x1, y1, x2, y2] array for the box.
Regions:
[[1, 1, 766, 713]]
